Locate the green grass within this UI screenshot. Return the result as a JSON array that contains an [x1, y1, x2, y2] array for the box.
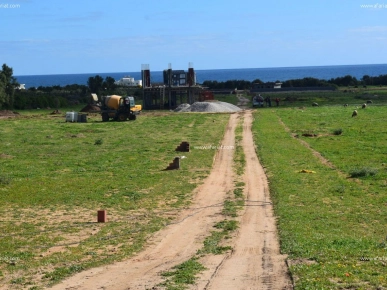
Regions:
[[0, 110, 230, 288], [213, 93, 240, 105], [251, 105, 387, 289], [159, 257, 207, 289], [3, 88, 387, 289], [249, 86, 387, 108]]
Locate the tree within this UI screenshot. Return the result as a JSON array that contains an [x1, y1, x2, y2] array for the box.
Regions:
[[0, 64, 18, 109], [103, 76, 116, 90], [87, 75, 104, 94]]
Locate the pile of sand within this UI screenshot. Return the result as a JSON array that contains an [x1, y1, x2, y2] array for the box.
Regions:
[[174, 101, 241, 113], [80, 104, 101, 112]]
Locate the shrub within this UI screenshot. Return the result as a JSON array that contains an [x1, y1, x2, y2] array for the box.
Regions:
[[333, 128, 343, 135], [349, 167, 378, 178]]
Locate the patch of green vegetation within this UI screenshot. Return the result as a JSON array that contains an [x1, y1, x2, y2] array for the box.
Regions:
[[252, 104, 387, 289], [332, 128, 343, 135], [161, 219, 238, 289], [222, 199, 243, 217], [233, 187, 244, 198], [234, 118, 245, 176], [44, 264, 85, 282], [159, 257, 206, 289], [214, 219, 238, 232], [198, 221, 236, 256], [214, 94, 240, 105], [349, 167, 378, 178], [0, 111, 230, 288], [253, 87, 387, 108]]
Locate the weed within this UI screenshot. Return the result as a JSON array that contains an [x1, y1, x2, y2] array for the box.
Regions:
[[332, 128, 343, 135], [94, 138, 103, 145], [349, 167, 378, 178], [0, 175, 11, 185], [11, 277, 25, 284], [44, 264, 85, 282], [214, 220, 238, 231], [159, 257, 206, 289], [222, 200, 239, 217], [233, 187, 244, 198]]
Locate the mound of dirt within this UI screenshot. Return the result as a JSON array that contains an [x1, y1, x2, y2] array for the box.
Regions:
[[80, 104, 101, 112], [174, 101, 241, 113], [0, 110, 19, 118]]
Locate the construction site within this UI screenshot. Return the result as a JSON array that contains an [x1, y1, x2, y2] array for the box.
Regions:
[[141, 63, 215, 110]]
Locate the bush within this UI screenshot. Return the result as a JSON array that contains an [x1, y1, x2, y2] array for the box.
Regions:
[[349, 167, 378, 178]]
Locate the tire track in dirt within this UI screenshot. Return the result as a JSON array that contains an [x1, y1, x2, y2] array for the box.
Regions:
[[49, 111, 292, 290], [49, 113, 239, 290], [200, 110, 292, 290]]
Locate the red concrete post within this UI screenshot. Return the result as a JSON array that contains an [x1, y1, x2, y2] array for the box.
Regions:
[[97, 210, 107, 223]]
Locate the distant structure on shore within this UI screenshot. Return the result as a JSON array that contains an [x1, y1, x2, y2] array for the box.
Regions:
[[141, 62, 204, 110], [252, 82, 283, 90], [114, 76, 142, 87], [250, 82, 335, 93]]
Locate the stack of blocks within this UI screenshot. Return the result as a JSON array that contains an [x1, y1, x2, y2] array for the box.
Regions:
[[175, 141, 190, 152]]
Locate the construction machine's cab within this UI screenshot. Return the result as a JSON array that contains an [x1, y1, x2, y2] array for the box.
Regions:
[[123, 96, 135, 108]]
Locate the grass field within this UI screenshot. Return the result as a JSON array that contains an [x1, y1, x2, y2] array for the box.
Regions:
[[0, 110, 230, 288], [252, 104, 387, 289], [1, 88, 387, 289]]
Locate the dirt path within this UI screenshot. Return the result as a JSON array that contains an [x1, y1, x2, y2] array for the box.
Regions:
[[49, 111, 292, 290], [237, 93, 250, 109], [196, 110, 292, 289]]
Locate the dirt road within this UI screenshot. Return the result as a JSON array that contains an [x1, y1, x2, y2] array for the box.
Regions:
[[49, 111, 292, 290]]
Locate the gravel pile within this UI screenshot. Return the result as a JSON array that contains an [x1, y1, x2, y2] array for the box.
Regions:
[[174, 101, 241, 113], [174, 103, 191, 112]]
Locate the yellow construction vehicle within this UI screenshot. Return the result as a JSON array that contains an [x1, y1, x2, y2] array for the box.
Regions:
[[91, 94, 140, 122]]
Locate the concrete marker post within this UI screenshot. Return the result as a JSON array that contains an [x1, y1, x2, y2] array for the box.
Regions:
[[98, 210, 107, 223]]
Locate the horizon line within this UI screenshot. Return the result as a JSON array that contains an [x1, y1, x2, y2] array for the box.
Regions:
[[14, 63, 387, 77]]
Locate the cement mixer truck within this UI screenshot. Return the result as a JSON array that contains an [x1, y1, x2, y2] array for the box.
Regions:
[[91, 94, 140, 122]]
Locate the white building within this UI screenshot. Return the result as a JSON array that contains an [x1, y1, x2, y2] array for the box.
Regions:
[[114, 76, 142, 87]]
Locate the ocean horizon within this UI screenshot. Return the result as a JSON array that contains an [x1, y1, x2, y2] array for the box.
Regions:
[[15, 64, 387, 89]]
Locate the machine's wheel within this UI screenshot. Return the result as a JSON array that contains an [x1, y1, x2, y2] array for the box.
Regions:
[[129, 113, 137, 121], [102, 113, 109, 122], [117, 113, 127, 121]]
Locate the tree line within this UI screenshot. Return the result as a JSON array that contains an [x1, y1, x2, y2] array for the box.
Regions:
[[0, 65, 141, 110], [0, 64, 18, 109], [202, 74, 387, 90], [2, 62, 387, 110]]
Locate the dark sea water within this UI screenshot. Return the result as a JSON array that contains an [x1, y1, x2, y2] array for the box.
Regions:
[[15, 64, 387, 89]]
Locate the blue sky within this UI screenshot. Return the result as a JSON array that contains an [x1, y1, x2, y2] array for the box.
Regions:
[[1, 0, 386, 75]]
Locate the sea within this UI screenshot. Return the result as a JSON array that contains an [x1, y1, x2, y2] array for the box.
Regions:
[[14, 64, 387, 89]]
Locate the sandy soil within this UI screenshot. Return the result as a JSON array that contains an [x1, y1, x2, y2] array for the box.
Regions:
[[0, 110, 19, 119], [196, 111, 292, 290], [49, 110, 292, 290]]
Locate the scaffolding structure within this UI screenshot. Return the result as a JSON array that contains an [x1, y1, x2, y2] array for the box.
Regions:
[[141, 63, 205, 110]]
